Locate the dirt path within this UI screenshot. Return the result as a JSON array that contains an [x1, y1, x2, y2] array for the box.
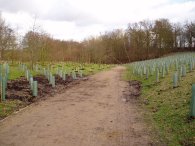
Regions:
[[0, 66, 151, 146]]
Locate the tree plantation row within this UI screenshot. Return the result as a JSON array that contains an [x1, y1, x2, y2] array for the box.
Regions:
[[131, 53, 195, 118], [0, 61, 111, 102], [126, 53, 195, 145], [0, 15, 195, 64]]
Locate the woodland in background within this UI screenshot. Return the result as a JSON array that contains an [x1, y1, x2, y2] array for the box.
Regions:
[[0, 15, 195, 64]]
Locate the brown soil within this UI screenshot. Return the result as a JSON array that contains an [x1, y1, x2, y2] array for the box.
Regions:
[[0, 66, 152, 146], [6, 74, 81, 104]]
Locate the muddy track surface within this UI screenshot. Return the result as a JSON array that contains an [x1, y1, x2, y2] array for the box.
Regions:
[[0, 66, 151, 146]]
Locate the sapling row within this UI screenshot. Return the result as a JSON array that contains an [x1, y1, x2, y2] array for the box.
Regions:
[[0, 63, 10, 101], [131, 53, 195, 87], [130, 53, 195, 118], [42, 68, 55, 87], [25, 69, 38, 97]]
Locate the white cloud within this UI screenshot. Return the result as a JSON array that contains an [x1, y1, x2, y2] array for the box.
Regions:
[[1, 0, 195, 41]]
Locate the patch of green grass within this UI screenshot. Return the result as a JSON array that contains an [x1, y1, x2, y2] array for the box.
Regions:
[[7, 62, 113, 80], [0, 100, 25, 119], [124, 66, 195, 145], [44, 62, 113, 76], [8, 65, 25, 80]]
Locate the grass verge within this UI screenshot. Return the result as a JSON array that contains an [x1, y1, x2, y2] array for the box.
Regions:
[[0, 100, 25, 120], [124, 66, 195, 146]]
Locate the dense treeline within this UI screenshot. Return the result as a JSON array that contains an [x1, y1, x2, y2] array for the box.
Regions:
[[83, 19, 195, 63], [0, 15, 195, 64]]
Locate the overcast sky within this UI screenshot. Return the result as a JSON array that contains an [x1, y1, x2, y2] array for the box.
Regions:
[[0, 0, 195, 41]]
